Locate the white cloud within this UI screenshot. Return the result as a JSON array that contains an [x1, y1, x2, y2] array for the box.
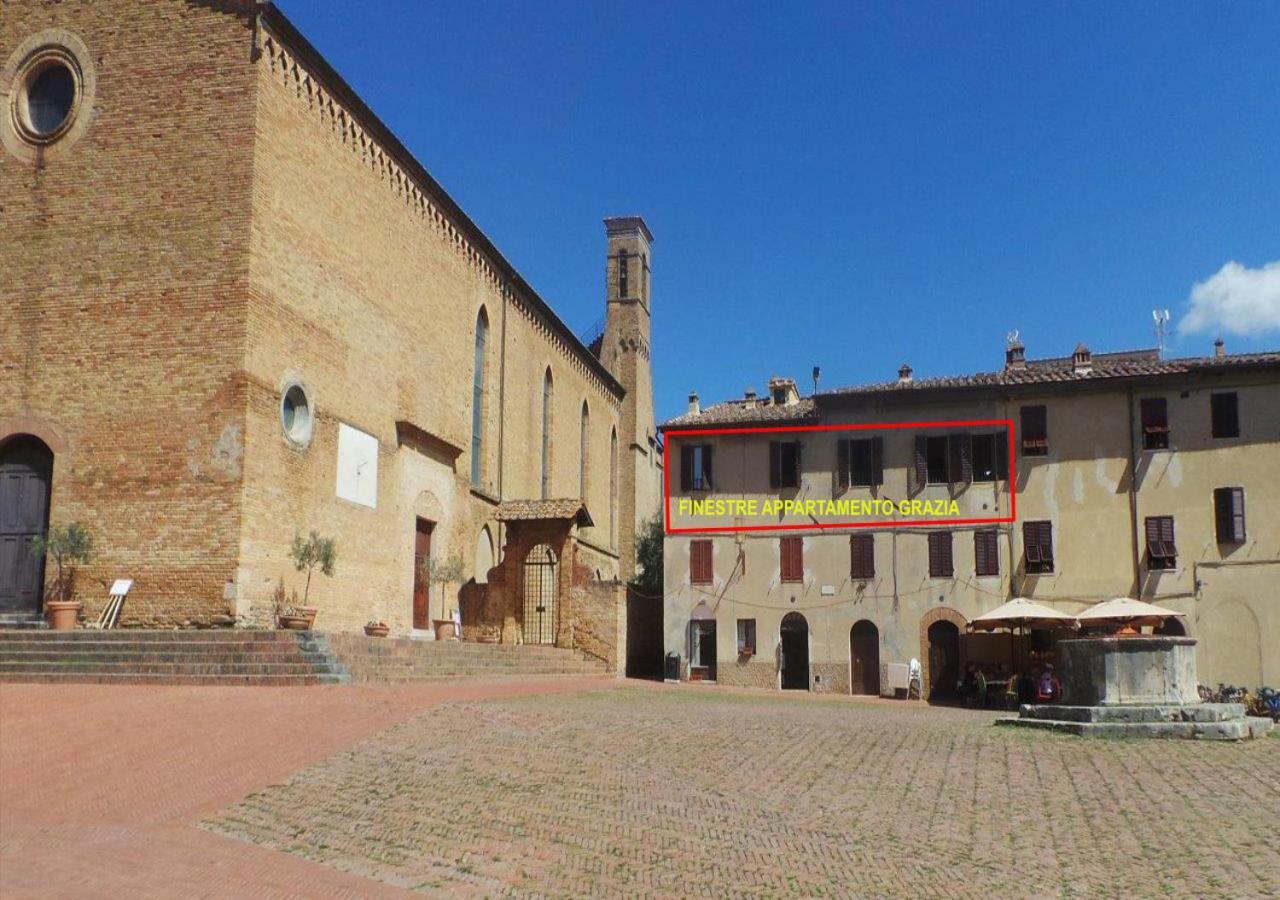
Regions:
[[1180, 260, 1280, 337]]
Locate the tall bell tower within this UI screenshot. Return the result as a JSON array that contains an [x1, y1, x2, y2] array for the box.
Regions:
[[601, 216, 660, 581]]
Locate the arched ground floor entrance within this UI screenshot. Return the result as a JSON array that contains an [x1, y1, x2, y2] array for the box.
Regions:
[[780, 612, 809, 690], [850, 619, 880, 695], [927, 620, 961, 702], [0, 435, 54, 617]]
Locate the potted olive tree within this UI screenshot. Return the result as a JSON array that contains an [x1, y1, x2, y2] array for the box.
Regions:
[[280, 530, 336, 629], [30, 522, 94, 631], [421, 551, 465, 640]]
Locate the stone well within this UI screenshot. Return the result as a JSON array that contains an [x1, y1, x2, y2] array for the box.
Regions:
[[1058, 635, 1198, 706]]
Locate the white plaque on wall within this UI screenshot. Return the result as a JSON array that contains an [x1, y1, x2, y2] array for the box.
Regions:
[[821, 584, 835, 596], [336, 423, 379, 509]]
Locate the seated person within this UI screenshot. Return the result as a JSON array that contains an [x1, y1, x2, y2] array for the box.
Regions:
[[1037, 664, 1060, 701]]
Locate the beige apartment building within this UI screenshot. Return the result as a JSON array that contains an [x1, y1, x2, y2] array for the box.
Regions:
[[1, 1, 660, 663], [660, 342, 1280, 695]]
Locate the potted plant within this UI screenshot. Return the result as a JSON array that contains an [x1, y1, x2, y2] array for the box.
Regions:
[[421, 551, 465, 639], [739, 645, 755, 661], [30, 522, 94, 631], [364, 619, 390, 638], [475, 624, 501, 644], [282, 530, 336, 629]]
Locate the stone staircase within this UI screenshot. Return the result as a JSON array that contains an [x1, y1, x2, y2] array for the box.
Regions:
[[0, 630, 350, 685], [325, 634, 609, 682], [1000, 702, 1274, 740]]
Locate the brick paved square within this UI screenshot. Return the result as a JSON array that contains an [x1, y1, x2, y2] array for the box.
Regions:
[[205, 686, 1280, 898]]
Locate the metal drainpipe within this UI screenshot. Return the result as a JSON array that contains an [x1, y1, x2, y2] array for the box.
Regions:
[[496, 281, 510, 557], [1125, 389, 1141, 596]]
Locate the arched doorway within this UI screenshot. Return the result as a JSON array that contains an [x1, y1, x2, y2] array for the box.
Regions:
[[0, 436, 54, 616], [522, 543, 558, 644], [927, 620, 960, 702], [850, 620, 880, 695], [780, 612, 809, 690]]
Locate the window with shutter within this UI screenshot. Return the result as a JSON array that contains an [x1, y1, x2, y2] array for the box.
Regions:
[[995, 431, 1010, 480], [928, 531, 953, 578], [1213, 487, 1246, 543], [736, 618, 757, 654], [871, 436, 884, 485], [772, 441, 801, 489], [972, 433, 996, 482], [1145, 516, 1177, 569], [850, 438, 877, 487], [769, 442, 781, 489], [850, 533, 875, 579], [926, 436, 949, 484], [780, 536, 803, 582], [913, 435, 928, 488], [837, 439, 851, 490], [1024, 520, 1054, 573], [690, 540, 713, 584], [1140, 398, 1170, 450], [1021, 405, 1048, 455], [680, 445, 693, 492], [974, 529, 999, 576], [1211, 393, 1239, 438]]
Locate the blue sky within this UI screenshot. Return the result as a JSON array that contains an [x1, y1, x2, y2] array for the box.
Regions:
[[277, 1, 1280, 423]]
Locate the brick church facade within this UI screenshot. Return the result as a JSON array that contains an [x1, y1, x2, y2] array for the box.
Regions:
[[0, 1, 661, 658]]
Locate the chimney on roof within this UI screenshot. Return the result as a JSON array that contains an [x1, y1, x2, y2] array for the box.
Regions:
[[744, 387, 757, 409], [898, 363, 913, 385], [1072, 343, 1093, 375], [1005, 337, 1026, 371], [1214, 337, 1225, 359], [687, 391, 700, 416]]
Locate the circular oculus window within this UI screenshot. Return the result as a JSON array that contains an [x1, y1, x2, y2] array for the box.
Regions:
[[13, 50, 81, 144], [281, 383, 314, 446]]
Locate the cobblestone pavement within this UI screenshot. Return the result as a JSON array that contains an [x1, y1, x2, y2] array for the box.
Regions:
[[206, 685, 1280, 898], [0, 677, 611, 899]]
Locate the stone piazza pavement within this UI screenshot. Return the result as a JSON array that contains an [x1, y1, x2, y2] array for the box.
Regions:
[[2, 678, 1277, 899]]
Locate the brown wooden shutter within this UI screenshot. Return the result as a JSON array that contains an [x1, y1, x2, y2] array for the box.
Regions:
[[781, 536, 803, 582], [690, 540, 712, 584], [974, 530, 998, 576], [871, 437, 884, 485], [702, 445, 713, 490], [928, 531, 953, 578], [793, 441, 803, 487], [1211, 393, 1239, 438], [1144, 516, 1161, 557], [913, 435, 928, 488], [769, 442, 781, 489], [680, 445, 693, 491], [850, 533, 874, 579], [948, 433, 972, 483], [995, 431, 1009, 480], [837, 439, 850, 490]]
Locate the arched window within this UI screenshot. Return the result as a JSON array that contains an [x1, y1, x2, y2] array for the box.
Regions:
[[541, 368, 553, 499], [609, 427, 618, 547], [579, 401, 589, 500], [470, 309, 488, 486]]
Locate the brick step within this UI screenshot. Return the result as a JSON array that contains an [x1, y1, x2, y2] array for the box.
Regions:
[[0, 647, 317, 662], [344, 670, 606, 683], [0, 672, 329, 686], [0, 661, 337, 676], [344, 666, 603, 679], [0, 630, 295, 644]]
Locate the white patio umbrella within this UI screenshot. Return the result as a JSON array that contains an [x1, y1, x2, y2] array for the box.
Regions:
[[969, 598, 1078, 700], [1078, 597, 1184, 629]]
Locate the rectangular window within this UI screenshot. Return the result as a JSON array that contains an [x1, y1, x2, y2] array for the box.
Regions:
[[974, 529, 1000, 577], [1021, 405, 1048, 455], [838, 437, 883, 488], [1140, 397, 1170, 450], [780, 536, 803, 582], [927, 531, 954, 578], [618, 250, 629, 297], [972, 433, 996, 482], [736, 618, 757, 655], [770, 441, 802, 489], [1213, 487, 1246, 544], [1145, 516, 1177, 570], [690, 540, 713, 585], [925, 436, 950, 484], [1211, 392, 1239, 438], [850, 533, 875, 579], [1023, 520, 1054, 574], [679, 444, 713, 491]]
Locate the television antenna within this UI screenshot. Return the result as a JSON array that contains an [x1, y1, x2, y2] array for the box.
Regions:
[[1152, 309, 1171, 359]]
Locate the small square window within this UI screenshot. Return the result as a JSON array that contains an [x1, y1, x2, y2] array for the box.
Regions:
[[1140, 398, 1170, 450]]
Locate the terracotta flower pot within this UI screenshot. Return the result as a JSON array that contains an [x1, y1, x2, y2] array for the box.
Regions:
[[278, 614, 310, 630], [364, 623, 389, 638], [46, 600, 82, 631], [296, 606, 319, 628]]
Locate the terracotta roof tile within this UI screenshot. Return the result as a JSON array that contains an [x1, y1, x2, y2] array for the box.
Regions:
[[496, 498, 593, 527]]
